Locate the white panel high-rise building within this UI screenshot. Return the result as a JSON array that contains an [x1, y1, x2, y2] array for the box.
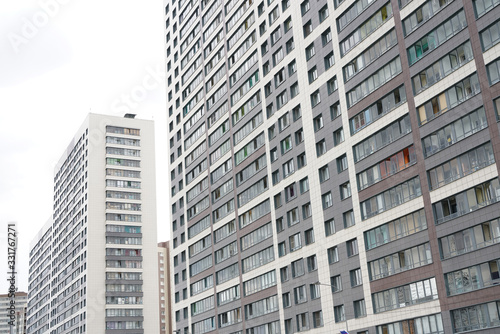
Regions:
[[27, 113, 159, 334]]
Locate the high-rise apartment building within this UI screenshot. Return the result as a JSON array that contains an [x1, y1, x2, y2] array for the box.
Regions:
[[27, 113, 159, 334], [158, 241, 173, 334], [165, 0, 500, 333], [0, 292, 27, 334]]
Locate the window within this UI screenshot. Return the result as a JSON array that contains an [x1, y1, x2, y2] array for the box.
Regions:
[[313, 114, 323, 131], [340, 182, 351, 200], [439, 217, 500, 259], [271, 27, 282, 45], [344, 29, 398, 82], [354, 299, 366, 318], [451, 301, 500, 333], [276, 217, 283, 232], [365, 209, 427, 250], [331, 275, 342, 292], [268, 124, 276, 140], [282, 0, 290, 11], [350, 85, 407, 135], [295, 128, 304, 145], [325, 219, 335, 236], [322, 28, 332, 46], [282, 293, 291, 308], [283, 159, 295, 179], [373, 278, 438, 313], [346, 57, 402, 108], [291, 259, 305, 277], [284, 16, 292, 32], [280, 266, 289, 282], [276, 90, 288, 109], [312, 310, 323, 328], [360, 176, 422, 220], [297, 152, 307, 169], [264, 82, 272, 97], [245, 295, 278, 320], [445, 259, 500, 296], [487, 58, 500, 85], [258, 2, 265, 16], [272, 171, 280, 185], [301, 0, 310, 14], [328, 246, 339, 264], [474, 0, 500, 18], [357, 146, 417, 190], [242, 246, 275, 273], [337, 154, 348, 172], [368, 243, 432, 280], [214, 220, 236, 244], [281, 136, 293, 155], [433, 178, 500, 224], [347, 238, 358, 257], [292, 105, 301, 121], [235, 132, 265, 166], [274, 68, 286, 88], [417, 74, 480, 125], [305, 228, 314, 245], [302, 203, 312, 219], [333, 128, 344, 146], [350, 268, 363, 287], [296, 313, 309, 332], [319, 5, 329, 22], [353, 113, 411, 161], [310, 284, 321, 300], [306, 43, 315, 60], [316, 140, 327, 156], [278, 242, 287, 257], [422, 107, 487, 158], [308, 66, 318, 83], [307, 255, 317, 272], [340, 3, 393, 56], [327, 76, 337, 94], [214, 241, 238, 264], [273, 47, 284, 66], [278, 112, 290, 131], [294, 285, 307, 304], [238, 199, 271, 229], [322, 192, 333, 209], [236, 154, 266, 187], [274, 192, 282, 207], [268, 5, 280, 25], [299, 177, 309, 193], [288, 60, 297, 75], [243, 270, 277, 296], [377, 314, 444, 334], [334, 305, 345, 323], [403, 0, 452, 36], [217, 285, 240, 306], [412, 41, 473, 94], [261, 40, 269, 56], [263, 61, 270, 76], [408, 10, 467, 64], [311, 90, 321, 107], [289, 233, 302, 252], [324, 51, 334, 70]]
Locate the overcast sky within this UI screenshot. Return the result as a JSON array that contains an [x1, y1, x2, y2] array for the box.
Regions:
[[0, 0, 168, 293]]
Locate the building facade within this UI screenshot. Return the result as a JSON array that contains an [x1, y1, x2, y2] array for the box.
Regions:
[[165, 0, 500, 333], [27, 114, 159, 334], [0, 292, 27, 334], [158, 241, 173, 334]]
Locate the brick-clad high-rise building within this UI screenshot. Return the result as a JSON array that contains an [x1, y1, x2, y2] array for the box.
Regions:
[[165, 0, 500, 333]]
